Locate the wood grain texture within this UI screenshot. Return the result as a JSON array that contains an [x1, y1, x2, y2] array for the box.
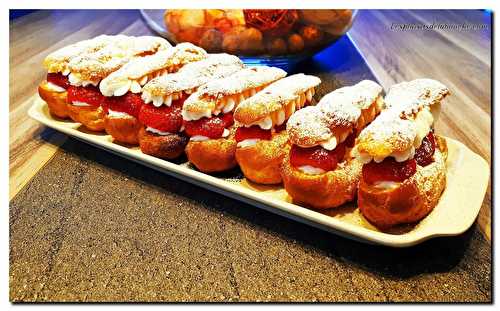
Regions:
[[349, 9, 491, 241], [9, 10, 490, 232], [9, 10, 155, 200]]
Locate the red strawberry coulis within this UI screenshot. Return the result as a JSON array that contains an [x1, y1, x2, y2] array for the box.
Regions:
[[361, 131, 436, 184], [102, 92, 145, 118], [290, 143, 346, 172], [138, 100, 184, 133], [414, 132, 436, 167], [46, 73, 70, 89], [67, 85, 104, 108], [235, 125, 272, 142], [183, 114, 234, 139]]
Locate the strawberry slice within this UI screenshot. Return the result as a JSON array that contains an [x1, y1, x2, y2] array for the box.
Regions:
[[183, 113, 234, 139], [67, 85, 104, 107], [46, 73, 70, 89], [414, 132, 436, 166], [102, 93, 145, 118], [138, 101, 184, 133], [362, 158, 417, 184], [290, 144, 346, 172], [235, 125, 272, 142]]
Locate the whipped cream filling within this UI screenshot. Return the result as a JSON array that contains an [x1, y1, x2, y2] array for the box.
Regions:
[[146, 126, 171, 136], [46, 82, 66, 93], [68, 73, 99, 87], [237, 138, 260, 148], [182, 108, 212, 121], [373, 181, 400, 190], [252, 116, 273, 130], [190, 135, 209, 142], [101, 76, 150, 97], [107, 109, 133, 118], [143, 89, 195, 107], [298, 165, 325, 175], [189, 128, 230, 141], [71, 101, 91, 107]]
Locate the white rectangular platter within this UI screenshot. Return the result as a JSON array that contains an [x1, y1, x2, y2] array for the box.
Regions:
[[29, 97, 490, 247]]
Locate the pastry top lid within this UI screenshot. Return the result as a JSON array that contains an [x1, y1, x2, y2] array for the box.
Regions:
[[196, 66, 287, 98], [182, 66, 287, 115], [264, 74, 321, 95], [385, 78, 450, 118], [234, 74, 320, 125], [43, 35, 120, 74], [287, 80, 383, 146], [356, 79, 449, 158], [142, 53, 244, 98], [355, 110, 418, 157], [99, 43, 207, 96], [67, 35, 170, 84]]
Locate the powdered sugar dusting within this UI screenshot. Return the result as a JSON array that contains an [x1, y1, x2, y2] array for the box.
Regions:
[[43, 35, 119, 73], [197, 66, 287, 98], [264, 74, 321, 95], [358, 110, 417, 146], [103, 43, 206, 80], [99, 43, 206, 96], [142, 54, 244, 97], [68, 36, 169, 81], [287, 80, 383, 146], [385, 78, 450, 117]]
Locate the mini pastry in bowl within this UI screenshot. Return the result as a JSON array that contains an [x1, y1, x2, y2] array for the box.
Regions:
[[354, 78, 450, 228], [281, 80, 384, 209], [99, 43, 207, 144], [182, 66, 287, 172], [138, 53, 244, 159], [65, 35, 170, 131], [233, 74, 321, 184]]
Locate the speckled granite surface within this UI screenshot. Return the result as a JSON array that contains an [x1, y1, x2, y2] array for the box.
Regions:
[[10, 36, 491, 302], [9, 136, 491, 302]]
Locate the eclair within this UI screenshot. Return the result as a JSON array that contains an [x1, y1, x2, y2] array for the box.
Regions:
[[281, 80, 384, 209], [354, 78, 450, 228], [98, 43, 207, 144], [65, 35, 169, 131], [182, 66, 287, 173], [39, 35, 120, 118], [233, 74, 321, 184], [136, 53, 245, 159]]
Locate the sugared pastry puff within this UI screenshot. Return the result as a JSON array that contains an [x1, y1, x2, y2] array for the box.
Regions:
[[233, 74, 321, 184], [354, 79, 450, 229], [281, 80, 384, 209], [137, 54, 245, 159], [39, 35, 119, 118], [98, 43, 207, 144], [65, 36, 170, 131], [182, 66, 287, 173]]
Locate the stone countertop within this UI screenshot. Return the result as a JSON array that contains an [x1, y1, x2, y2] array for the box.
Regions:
[[10, 138, 491, 302]]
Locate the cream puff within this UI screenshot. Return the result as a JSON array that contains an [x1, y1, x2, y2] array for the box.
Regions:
[[281, 80, 384, 209], [137, 53, 245, 159], [233, 74, 321, 184], [182, 66, 287, 173], [98, 43, 207, 144], [354, 78, 450, 228], [65, 35, 170, 131], [39, 35, 118, 118]]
